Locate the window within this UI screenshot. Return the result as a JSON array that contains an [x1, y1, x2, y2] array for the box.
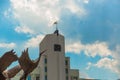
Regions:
[[45, 66, 47, 72], [45, 75, 47, 80], [65, 60, 68, 65], [54, 44, 61, 51], [36, 76, 40, 80], [44, 58, 47, 64], [66, 68, 68, 74], [66, 76, 68, 80], [71, 76, 78, 80], [73, 77, 78, 80]]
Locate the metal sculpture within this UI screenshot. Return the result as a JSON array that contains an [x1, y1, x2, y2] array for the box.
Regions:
[[0, 48, 46, 80], [0, 50, 17, 80], [3, 65, 21, 79], [19, 48, 46, 80]]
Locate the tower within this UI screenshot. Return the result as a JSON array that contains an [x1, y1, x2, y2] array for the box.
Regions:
[[39, 30, 66, 80]]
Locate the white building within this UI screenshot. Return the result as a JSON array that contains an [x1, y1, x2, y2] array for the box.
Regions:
[[39, 31, 66, 80], [11, 30, 80, 80]]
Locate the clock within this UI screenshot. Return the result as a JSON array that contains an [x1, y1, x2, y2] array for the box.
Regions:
[[54, 44, 61, 51]]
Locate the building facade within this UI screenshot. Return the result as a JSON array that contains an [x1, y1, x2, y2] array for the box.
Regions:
[[39, 33, 66, 80], [11, 31, 80, 80], [30, 31, 80, 80], [70, 69, 79, 80]]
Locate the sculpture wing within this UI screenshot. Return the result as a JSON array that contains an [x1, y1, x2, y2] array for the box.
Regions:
[[0, 50, 18, 72], [19, 49, 47, 80], [3, 65, 21, 78], [0, 73, 5, 80], [18, 48, 34, 72]]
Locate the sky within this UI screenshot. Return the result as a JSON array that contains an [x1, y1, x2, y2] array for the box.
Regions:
[[0, 0, 120, 80]]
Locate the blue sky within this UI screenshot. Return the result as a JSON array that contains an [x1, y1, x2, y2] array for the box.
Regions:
[[0, 0, 120, 80]]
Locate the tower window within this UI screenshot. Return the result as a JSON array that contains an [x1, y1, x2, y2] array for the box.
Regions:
[[54, 44, 61, 51], [45, 66, 47, 72], [44, 58, 47, 64], [36, 76, 40, 80]]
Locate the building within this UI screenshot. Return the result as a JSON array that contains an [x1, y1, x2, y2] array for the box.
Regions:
[[39, 31, 66, 80], [70, 69, 79, 80], [30, 30, 80, 80], [11, 30, 80, 80], [11, 30, 100, 80]]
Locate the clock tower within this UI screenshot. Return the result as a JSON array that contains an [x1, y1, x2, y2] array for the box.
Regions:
[[39, 30, 66, 80]]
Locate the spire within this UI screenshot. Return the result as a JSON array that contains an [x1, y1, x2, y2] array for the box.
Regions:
[[53, 21, 59, 36]]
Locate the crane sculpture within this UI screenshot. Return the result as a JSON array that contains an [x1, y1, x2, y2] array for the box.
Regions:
[[19, 48, 46, 80], [0, 50, 18, 80], [0, 48, 46, 80], [3, 65, 22, 79]]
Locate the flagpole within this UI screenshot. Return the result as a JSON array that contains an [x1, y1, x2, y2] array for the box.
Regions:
[[56, 23, 57, 30], [53, 21, 59, 36], [54, 21, 58, 30]]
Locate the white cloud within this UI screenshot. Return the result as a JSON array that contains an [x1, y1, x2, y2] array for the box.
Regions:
[[86, 57, 120, 75], [65, 0, 86, 16], [84, 41, 112, 57], [66, 41, 120, 75], [86, 45, 120, 75], [9, 0, 86, 33], [95, 57, 115, 68], [24, 35, 44, 48], [0, 42, 16, 48], [66, 41, 112, 57], [95, 57, 119, 74], [66, 42, 83, 53], [83, 0, 89, 4], [15, 26, 35, 34]]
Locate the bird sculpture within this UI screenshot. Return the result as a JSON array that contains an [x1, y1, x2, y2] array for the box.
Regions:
[[3, 65, 22, 79], [0, 49, 18, 80], [19, 48, 46, 80]]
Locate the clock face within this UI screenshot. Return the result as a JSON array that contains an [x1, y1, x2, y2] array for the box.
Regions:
[[54, 44, 61, 51]]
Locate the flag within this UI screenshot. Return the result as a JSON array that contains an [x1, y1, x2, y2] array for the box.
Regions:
[[53, 21, 57, 24]]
